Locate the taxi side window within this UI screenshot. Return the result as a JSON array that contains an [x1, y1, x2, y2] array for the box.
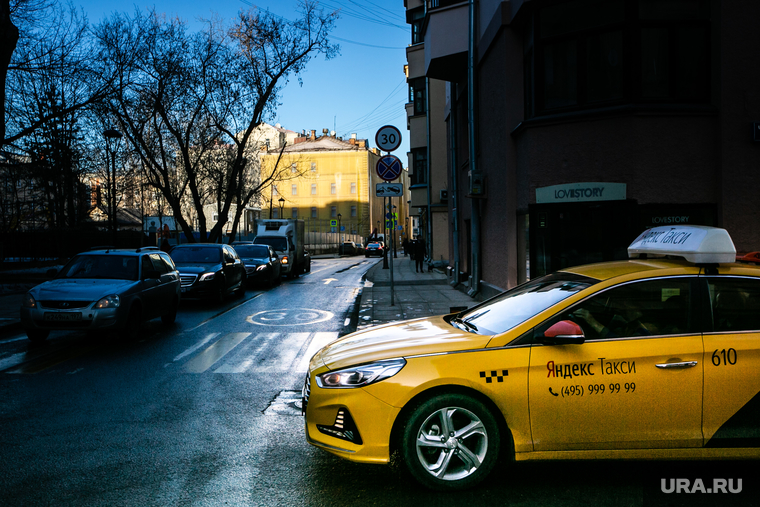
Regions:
[[543, 278, 693, 341], [708, 278, 760, 332]]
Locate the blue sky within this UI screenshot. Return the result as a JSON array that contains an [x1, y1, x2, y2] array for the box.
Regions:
[[75, 0, 410, 159]]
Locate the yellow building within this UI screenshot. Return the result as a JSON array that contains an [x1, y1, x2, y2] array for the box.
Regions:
[[260, 130, 409, 244]]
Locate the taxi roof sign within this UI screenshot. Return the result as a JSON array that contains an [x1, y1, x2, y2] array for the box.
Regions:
[[628, 225, 736, 264]]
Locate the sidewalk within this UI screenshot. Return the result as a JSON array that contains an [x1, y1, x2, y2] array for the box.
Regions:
[[357, 254, 477, 330]]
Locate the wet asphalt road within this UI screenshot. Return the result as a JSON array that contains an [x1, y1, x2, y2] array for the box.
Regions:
[[0, 257, 756, 506]]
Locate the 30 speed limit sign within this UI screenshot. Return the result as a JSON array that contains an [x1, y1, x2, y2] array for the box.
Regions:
[[375, 125, 402, 152]]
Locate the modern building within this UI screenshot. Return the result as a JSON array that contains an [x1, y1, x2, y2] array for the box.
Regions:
[[405, 0, 450, 266], [414, 0, 760, 298], [260, 129, 409, 245]]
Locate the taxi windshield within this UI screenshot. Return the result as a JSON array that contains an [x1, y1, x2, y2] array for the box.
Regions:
[[451, 272, 597, 335]]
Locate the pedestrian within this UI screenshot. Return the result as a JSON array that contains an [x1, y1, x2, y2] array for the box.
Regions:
[[148, 221, 157, 246], [160, 224, 172, 253], [414, 236, 426, 273], [402, 238, 410, 257]]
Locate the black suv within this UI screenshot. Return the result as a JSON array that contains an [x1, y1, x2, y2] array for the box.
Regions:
[[169, 243, 246, 302]]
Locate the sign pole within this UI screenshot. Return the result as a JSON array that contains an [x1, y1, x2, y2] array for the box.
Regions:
[[389, 195, 395, 306]]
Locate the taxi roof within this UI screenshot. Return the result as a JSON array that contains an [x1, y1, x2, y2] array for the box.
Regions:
[[561, 258, 698, 281]]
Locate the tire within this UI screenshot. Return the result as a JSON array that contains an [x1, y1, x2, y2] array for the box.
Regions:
[[401, 393, 500, 491], [161, 297, 178, 325], [120, 306, 141, 341], [26, 329, 50, 343]]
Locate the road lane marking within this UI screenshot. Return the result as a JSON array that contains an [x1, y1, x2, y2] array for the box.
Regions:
[[173, 333, 220, 362], [184, 332, 250, 373], [296, 332, 338, 373], [214, 333, 279, 373], [323, 278, 337, 285], [247, 309, 333, 326]]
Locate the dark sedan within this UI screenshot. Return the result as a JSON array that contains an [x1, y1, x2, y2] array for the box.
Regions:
[[169, 244, 246, 303], [233, 243, 282, 287], [365, 242, 384, 257]]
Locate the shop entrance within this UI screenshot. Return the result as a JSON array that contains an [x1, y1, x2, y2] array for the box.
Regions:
[[529, 200, 638, 278]]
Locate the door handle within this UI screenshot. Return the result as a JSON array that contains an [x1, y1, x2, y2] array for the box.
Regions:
[[656, 361, 698, 369]]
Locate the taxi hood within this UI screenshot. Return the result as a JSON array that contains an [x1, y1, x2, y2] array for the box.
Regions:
[[313, 316, 491, 371]]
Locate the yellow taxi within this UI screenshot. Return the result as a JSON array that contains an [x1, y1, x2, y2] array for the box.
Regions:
[[302, 226, 760, 490]]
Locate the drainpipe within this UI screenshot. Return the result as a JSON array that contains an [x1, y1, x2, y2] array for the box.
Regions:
[[425, 77, 433, 268], [468, 0, 481, 296], [449, 83, 460, 286]]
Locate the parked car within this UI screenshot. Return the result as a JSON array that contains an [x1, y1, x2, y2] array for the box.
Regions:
[[20, 247, 181, 343], [233, 243, 282, 287], [169, 243, 246, 302], [303, 225, 760, 490], [341, 241, 358, 256], [365, 242, 384, 257]]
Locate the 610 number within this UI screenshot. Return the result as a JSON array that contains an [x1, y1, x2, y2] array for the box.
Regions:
[[712, 348, 737, 366]]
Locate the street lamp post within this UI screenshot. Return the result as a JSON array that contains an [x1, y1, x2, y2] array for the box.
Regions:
[[278, 197, 285, 219], [103, 128, 123, 246], [337, 213, 342, 244]]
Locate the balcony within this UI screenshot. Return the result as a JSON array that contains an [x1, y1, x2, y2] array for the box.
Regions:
[[424, 1, 468, 81]]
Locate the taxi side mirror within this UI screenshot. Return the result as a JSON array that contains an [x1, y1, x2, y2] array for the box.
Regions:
[[540, 320, 585, 345]]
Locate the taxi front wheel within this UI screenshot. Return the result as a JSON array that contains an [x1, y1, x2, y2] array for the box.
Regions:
[[401, 393, 500, 490]]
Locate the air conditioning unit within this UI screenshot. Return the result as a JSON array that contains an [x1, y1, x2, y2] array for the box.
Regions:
[[440, 190, 448, 202]]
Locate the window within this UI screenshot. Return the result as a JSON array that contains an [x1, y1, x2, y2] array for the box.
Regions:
[[292, 184, 297, 196], [292, 208, 298, 219], [542, 278, 694, 341], [272, 209, 279, 218], [311, 162, 317, 172], [708, 278, 760, 333], [350, 182, 357, 194], [410, 7, 424, 45], [410, 148, 428, 185], [409, 77, 427, 115], [331, 183, 336, 195], [273, 185, 278, 196], [311, 184, 317, 195], [331, 206, 337, 218], [291, 163, 297, 174], [351, 205, 357, 217], [527, 0, 711, 117], [311, 207, 317, 218]]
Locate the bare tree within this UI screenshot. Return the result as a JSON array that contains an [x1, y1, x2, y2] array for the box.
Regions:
[[95, 1, 338, 243], [2, 1, 110, 149]]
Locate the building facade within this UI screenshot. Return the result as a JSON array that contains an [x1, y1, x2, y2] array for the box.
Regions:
[[405, 0, 450, 266], [416, 0, 760, 297], [260, 130, 409, 245]]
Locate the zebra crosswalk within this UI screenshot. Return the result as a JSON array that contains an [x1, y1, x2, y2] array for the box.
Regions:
[[1, 331, 340, 375], [175, 331, 339, 374]]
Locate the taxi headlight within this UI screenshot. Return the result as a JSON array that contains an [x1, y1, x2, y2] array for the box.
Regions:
[[94, 295, 120, 309], [22, 293, 37, 309], [199, 272, 216, 281], [316, 359, 406, 388], [281, 256, 289, 265]]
